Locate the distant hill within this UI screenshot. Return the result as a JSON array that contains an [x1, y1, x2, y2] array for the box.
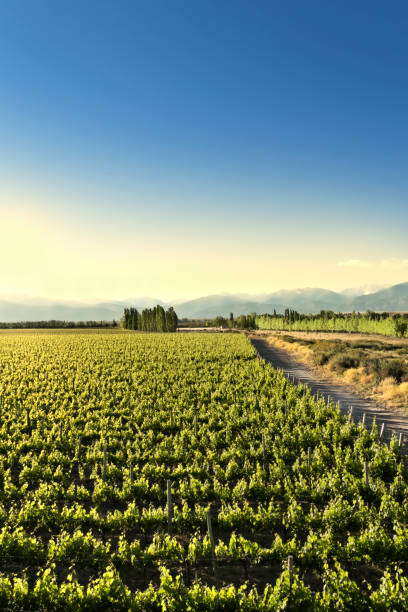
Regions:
[[262, 288, 348, 313], [0, 283, 407, 322], [175, 285, 408, 317], [350, 283, 408, 312], [181, 284, 408, 317], [340, 284, 389, 297], [0, 297, 166, 323], [176, 295, 265, 319], [175, 290, 348, 318]]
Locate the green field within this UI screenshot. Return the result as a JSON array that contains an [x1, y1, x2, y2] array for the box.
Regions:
[[0, 330, 408, 609]]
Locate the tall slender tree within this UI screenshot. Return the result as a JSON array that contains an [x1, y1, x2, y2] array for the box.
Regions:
[[122, 305, 178, 332]]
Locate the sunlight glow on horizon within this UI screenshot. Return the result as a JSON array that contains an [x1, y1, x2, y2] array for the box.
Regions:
[[1, 2, 407, 302], [1, 182, 408, 302]]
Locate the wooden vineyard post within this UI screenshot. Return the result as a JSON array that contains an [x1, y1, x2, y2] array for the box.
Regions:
[[103, 446, 107, 478], [349, 406, 353, 420], [362, 413, 366, 427], [364, 461, 369, 486], [206, 508, 217, 577], [288, 555, 294, 596], [167, 480, 173, 535], [185, 560, 191, 586], [380, 423, 385, 439], [262, 433, 268, 473], [399, 432, 404, 448]]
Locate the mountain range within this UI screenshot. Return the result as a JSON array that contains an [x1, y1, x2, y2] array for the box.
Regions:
[[0, 283, 407, 322]]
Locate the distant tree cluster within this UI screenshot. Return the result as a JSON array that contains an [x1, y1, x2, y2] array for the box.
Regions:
[[213, 316, 229, 328], [213, 313, 256, 330], [234, 313, 256, 329], [256, 310, 408, 338], [0, 320, 117, 329], [209, 308, 408, 337], [121, 305, 178, 332], [178, 318, 214, 328]]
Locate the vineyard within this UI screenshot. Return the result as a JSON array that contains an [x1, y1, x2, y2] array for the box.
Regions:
[[0, 329, 408, 609]]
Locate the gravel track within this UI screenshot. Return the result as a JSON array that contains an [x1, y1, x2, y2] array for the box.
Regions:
[[250, 336, 408, 445]]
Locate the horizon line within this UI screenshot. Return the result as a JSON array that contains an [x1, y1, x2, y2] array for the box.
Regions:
[[0, 282, 400, 304]]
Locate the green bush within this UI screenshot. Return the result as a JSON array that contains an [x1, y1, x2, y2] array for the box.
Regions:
[[365, 358, 407, 383], [328, 352, 361, 373]]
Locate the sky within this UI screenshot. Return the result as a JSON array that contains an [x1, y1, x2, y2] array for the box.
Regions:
[[0, 1, 407, 302]]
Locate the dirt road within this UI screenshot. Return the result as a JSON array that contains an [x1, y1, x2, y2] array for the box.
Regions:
[[251, 336, 408, 444]]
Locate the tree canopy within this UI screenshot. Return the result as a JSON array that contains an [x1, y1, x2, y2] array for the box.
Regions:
[[121, 305, 178, 332]]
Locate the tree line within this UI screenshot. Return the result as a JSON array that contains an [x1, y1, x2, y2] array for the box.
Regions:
[[121, 305, 178, 332], [255, 310, 408, 338], [213, 312, 256, 330], [0, 320, 118, 329], [209, 309, 408, 337]]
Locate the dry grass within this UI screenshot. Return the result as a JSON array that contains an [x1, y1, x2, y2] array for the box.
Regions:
[[342, 366, 374, 387], [376, 378, 408, 402], [267, 335, 314, 360]]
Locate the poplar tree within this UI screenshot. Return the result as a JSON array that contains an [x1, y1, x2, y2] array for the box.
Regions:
[[123, 308, 130, 329], [122, 305, 178, 332], [156, 305, 166, 332], [165, 307, 178, 332]]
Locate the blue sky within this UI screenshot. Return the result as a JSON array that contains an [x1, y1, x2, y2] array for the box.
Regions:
[[0, 1, 407, 300]]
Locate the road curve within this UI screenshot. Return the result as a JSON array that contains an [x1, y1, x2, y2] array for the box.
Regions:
[[250, 336, 408, 444]]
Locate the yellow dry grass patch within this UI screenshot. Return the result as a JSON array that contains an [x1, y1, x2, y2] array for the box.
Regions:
[[343, 367, 366, 384], [376, 378, 408, 403], [267, 335, 313, 361], [377, 376, 398, 391], [323, 364, 373, 387]]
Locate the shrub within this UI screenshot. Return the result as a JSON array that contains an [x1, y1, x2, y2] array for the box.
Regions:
[[366, 359, 407, 383], [328, 352, 361, 373]]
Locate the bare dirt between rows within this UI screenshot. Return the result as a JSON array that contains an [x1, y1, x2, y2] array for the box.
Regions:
[[250, 337, 408, 444]]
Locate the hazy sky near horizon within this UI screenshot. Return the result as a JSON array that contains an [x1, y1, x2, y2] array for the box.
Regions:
[[1, 1, 407, 301]]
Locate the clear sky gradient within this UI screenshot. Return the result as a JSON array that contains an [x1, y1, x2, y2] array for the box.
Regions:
[[1, 1, 407, 301]]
